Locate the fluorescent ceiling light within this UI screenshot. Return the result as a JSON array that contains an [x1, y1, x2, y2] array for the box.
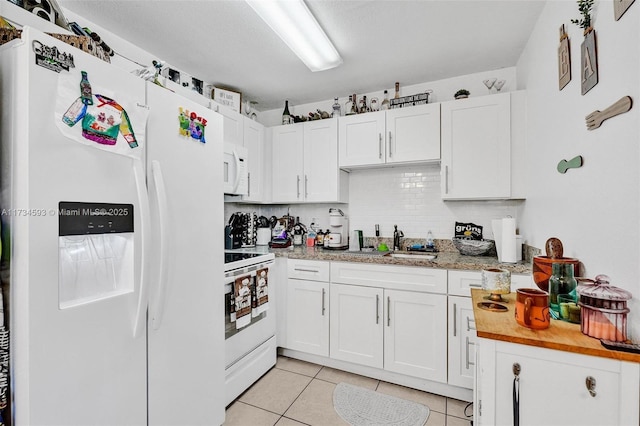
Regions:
[[246, 0, 343, 72]]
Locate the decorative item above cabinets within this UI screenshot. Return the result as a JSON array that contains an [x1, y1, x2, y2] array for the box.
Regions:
[[338, 103, 441, 170], [441, 91, 527, 201]]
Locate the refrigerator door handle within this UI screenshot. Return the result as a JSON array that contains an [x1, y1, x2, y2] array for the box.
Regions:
[[150, 160, 169, 330], [133, 159, 151, 338]]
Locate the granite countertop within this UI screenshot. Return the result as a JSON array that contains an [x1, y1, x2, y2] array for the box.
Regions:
[[471, 289, 640, 363], [268, 245, 532, 274]]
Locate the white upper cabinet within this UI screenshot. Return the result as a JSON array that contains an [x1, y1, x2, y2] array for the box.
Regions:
[[339, 104, 440, 169], [339, 111, 387, 167], [441, 92, 526, 200], [271, 123, 304, 202], [215, 103, 244, 146], [385, 104, 441, 164], [272, 120, 348, 203], [242, 117, 265, 202]]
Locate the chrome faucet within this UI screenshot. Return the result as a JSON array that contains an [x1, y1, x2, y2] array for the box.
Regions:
[[393, 225, 404, 251]]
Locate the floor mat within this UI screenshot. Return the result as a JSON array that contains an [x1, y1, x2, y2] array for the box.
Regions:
[[333, 382, 430, 426]]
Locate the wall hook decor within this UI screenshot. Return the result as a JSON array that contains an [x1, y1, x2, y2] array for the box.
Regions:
[[557, 155, 583, 173], [585, 96, 633, 130]]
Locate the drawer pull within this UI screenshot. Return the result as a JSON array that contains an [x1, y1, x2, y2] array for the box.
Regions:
[[293, 268, 320, 273], [469, 283, 483, 288]]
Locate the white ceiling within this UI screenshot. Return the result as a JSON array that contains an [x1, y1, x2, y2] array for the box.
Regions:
[[58, 0, 546, 111]]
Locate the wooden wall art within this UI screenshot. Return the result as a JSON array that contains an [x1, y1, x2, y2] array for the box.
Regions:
[[581, 29, 599, 95], [585, 96, 633, 130], [558, 25, 571, 90], [614, 0, 635, 20], [557, 156, 583, 173]]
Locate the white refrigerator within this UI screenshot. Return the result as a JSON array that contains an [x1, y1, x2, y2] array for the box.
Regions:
[[0, 27, 224, 425]]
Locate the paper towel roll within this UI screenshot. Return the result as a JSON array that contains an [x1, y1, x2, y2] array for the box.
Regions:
[[502, 218, 517, 263], [492, 218, 517, 263]]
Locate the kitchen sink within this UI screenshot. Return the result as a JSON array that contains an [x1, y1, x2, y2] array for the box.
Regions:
[[386, 252, 437, 260]]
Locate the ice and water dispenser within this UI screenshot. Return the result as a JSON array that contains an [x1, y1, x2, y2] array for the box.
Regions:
[[58, 202, 134, 309]]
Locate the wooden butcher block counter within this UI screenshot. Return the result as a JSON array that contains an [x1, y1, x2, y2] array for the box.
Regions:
[[471, 288, 640, 363]]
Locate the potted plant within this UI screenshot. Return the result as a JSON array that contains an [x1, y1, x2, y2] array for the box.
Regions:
[[571, 0, 594, 34], [454, 89, 470, 100]]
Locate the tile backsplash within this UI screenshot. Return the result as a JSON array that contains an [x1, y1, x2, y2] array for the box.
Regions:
[[225, 163, 524, 242]]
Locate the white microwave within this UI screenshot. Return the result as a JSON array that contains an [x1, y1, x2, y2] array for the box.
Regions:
[[223, 143, 249, 196]]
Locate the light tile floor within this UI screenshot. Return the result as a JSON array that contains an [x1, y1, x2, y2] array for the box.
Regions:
[[225, 356, 473, 426]]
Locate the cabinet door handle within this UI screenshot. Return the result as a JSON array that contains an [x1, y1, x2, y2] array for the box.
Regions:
[[321, 288, 326, 316], [304, 175, 309, 199], [379, 133, 383, 159], [467, 316, 476, 331], [453, 303, 457, 337], [465, 337, 476, 369], [585, 376, 597, 397], [296, 175, 301, 199], [469, 283, 482, 288], [445, 165, 449, 194], [376, 294, 380, 324], [387, 296, 391, 326], [247, 172, 251, 197], [388, 131, 392, 158], [294, 268, 319, 273]]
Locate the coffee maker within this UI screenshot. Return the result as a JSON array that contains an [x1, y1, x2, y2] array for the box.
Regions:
[[328, 208, 348, 248]]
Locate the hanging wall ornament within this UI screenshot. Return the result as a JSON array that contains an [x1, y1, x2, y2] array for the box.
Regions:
[[580, 28, 598, 95], [571, 0, 598, 95], [614, 0, 635, 20], [558, 24, 571, 90]]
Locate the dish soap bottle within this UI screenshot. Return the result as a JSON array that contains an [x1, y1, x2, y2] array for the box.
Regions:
[[426, 230, 435, 250]]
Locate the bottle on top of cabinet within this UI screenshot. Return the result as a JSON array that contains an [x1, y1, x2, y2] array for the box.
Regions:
[[394, 82, 400, 99], [380, 90, 390, 110], [282, 99, 291, 125], [332, 97, 341, 118], [344, 96, 354, 116]]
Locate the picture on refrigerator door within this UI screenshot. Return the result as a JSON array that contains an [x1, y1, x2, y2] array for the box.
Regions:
[[58, 201, 135, 309], [178, 107, 207, 143], [32, 39, 75, 73], [56, 69, 147, 158]]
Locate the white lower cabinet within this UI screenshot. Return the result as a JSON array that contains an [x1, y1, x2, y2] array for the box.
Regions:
[[329, 262, 448, 382], [329, 284, 384, 368], [447, 270, 534, 391], [448, 296, 476, 388], [475, 338, 640, 426], [329, 284, 447, 382], [384, 289, 447, 381], [285, 260, 330, 357]]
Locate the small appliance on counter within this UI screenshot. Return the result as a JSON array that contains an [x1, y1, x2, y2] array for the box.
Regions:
[[256, 216, 271, 246], [328, 208, 348, 249]]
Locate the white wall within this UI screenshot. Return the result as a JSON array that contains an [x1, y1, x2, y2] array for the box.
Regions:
[[226, 163, 522, 241], [516, 0, 639, 339]]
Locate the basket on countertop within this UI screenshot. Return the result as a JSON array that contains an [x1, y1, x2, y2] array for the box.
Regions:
[[452, 238, 495, 256]]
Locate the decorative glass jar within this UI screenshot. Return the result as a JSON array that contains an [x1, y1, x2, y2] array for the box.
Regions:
[[548, 263, 577, 316]]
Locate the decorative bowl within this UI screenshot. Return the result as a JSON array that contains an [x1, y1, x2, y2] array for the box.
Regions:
[[452, 238, 494, 256], [532, 255, 580, 292]]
